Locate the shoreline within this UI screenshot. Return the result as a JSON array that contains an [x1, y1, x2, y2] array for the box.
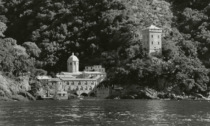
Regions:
[[106, 87, 210, 101], [1, 94, 210, 102]]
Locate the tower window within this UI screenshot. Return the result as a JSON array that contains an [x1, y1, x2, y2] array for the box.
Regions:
[[151, 35, 153, 38], [158, 42, 160, 45], [152, 41, 153, 45]]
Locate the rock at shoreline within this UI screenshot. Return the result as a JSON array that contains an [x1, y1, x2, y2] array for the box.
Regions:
[[108, 85, 210, 100], [143, 88, 159, 99], [0, 74, 35, 101]]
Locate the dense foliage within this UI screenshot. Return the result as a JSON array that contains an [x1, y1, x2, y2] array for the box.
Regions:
[[0, 21, 44, 78], [1, 0, 210, 94]]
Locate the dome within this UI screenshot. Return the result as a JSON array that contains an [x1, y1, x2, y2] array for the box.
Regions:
[[68, 53, 79, 62]]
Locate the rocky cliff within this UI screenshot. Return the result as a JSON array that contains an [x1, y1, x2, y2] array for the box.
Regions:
[[0, 73, 35, 101]]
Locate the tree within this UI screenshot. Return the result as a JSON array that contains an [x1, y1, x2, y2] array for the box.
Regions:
[[0, 22, 6, 37], [23, 42, 41, 57]]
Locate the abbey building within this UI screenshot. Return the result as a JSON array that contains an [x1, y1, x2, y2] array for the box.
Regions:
[[37, 53, 106, 99]]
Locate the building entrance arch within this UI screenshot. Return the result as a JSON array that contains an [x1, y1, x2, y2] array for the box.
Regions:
[[80, 93, 88, 97]]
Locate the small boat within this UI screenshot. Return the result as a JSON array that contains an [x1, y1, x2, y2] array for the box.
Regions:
[[78, 96, 84, 100], [41, 95, 54, 100], [54, 91, 68, 100]]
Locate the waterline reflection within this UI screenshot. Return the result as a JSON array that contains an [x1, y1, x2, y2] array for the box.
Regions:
[[0, 100, 210, 125]]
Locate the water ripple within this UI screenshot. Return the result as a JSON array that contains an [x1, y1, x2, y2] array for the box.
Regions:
[[0, 100, 210, 125]]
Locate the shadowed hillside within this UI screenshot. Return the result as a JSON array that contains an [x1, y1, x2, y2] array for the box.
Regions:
[[0, 0, 210, 99]]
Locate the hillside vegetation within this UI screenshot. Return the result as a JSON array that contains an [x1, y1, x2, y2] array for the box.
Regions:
[[0, 0, 210, 97]]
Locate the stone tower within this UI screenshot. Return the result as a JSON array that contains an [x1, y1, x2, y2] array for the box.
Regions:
[[142, 25, 162, 55], [67, 53, 79, 73]]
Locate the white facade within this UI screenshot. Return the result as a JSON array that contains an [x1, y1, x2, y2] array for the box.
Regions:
[[142, 25, 162, 55], [55, 54, 106, 96], [67, 53, 79, 73], [39, 53, 107, 97]]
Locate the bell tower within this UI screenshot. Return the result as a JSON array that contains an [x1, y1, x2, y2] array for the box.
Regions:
[[67, 53, 79, 73]]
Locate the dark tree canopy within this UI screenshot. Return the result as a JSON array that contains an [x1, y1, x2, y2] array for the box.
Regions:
[[1, 0, 210, 94]]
